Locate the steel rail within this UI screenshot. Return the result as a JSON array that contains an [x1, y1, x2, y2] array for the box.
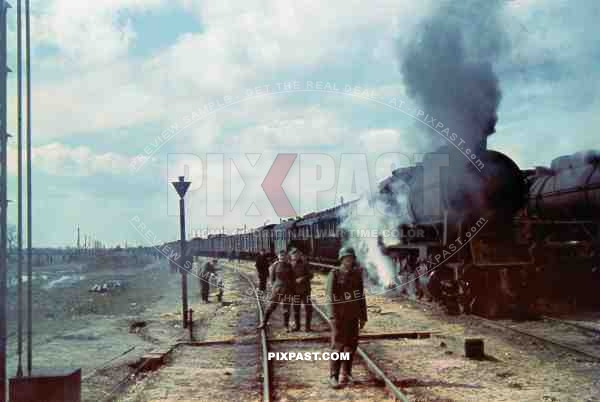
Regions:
[[234, 260, 411, 400], [473, 314, 600, 362], [311, 303, 410, 402], [237, 269, 272, 402], [404, 295, 600, 363], [541, 315, 600, 337]]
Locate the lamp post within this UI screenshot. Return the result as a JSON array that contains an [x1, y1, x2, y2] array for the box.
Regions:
[[171, 176, 191, 328]]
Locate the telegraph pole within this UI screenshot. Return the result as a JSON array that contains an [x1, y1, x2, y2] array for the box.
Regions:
[[25, 0, 32, 375], [171, 176, 191, 328], [1, 1, 10, 397], [16, 0, 23, 379]]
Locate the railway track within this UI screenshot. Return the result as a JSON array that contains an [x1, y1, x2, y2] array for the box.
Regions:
[[401, 295, 600, 363], [236, 270, 271, 402], [112, 260, 444, 401], [472, 315, 600, 362], [268, 260, 600, 385], [232, 262, 410, 401], [541, 315, 600, 336], [310, 303, 410, 402]]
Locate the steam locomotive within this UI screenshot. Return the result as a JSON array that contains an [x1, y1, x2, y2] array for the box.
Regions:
[[379, 148, 600, 317], [185, 148, 600, 318]]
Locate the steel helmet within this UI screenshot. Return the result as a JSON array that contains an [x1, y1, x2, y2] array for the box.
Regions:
[[338, 247, 356, 260]]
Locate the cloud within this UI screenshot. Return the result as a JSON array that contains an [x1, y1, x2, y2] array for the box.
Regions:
[[8, 143, 136, 176], [32, 0, 169, 67], [4, 0, 600, 246], [14, 0, 433, 142]]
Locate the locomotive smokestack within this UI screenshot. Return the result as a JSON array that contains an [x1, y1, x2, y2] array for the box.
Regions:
[[480, 114, 497, 151]]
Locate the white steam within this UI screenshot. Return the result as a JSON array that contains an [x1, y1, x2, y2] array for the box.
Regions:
[[338, 179, 412, 289]]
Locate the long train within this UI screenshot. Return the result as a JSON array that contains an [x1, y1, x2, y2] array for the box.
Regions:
[[181, 148, 600, 318]]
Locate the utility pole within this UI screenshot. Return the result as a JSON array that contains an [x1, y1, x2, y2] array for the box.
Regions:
[[16, 0, 23, 379], [0, 1, 9, 396], [25, 0, 32, 375], [171, 176, 191, 328]]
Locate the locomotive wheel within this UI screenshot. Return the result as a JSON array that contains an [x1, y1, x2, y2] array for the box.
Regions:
[[428, 266, 460, 315], [463, 268, 504, 318]]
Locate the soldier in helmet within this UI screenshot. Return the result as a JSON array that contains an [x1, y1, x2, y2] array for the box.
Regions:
[[257, 250, 295, 331], [326, 246, 367, 389], [289, 248, 313, 332], [255, 249, 270, 293], [199, 258, 218, 303]]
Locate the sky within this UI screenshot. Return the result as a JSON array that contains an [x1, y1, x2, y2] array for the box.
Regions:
[[3, 0, 599, 247]]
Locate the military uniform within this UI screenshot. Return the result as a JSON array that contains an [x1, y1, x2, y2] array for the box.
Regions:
[[255, 253, 270, 292], [327, 248, 367, 386], [258, 258, 295, 329], [291, 256, 313, 331], [199, 260, 217, 302]]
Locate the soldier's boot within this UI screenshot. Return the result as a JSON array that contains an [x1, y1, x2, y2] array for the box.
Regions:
[[305, 304, 313, 332], [257, 306, 273, 330], [283, 312, 292, 332], [292, 308, 301, 332], [329, 358, 342, 389], [339, 350, 355, 386]]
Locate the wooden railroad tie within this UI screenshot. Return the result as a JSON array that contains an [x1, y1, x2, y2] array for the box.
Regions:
[[181, 330, 439, 347]]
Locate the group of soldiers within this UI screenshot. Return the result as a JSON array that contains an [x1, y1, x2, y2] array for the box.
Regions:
[[187, 246, 368, 389], [256, 246, 368, 389], [256, 248, 313, 332]]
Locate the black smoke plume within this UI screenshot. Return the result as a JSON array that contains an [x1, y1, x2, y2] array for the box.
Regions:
[[400, 0, 508, 151]]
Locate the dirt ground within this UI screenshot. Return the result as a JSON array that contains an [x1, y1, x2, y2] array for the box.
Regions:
[[4, 256, 201, 402], [118, 269, 263, 402], [107, 259, 600, 401], [118, 260, 396, 402], [248, 261, 600, 401], [308, 272, 600, 402]]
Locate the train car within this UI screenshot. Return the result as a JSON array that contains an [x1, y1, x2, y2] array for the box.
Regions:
[[290, 213, 316, 258], [229, 233, 240, 258], [311, 205, 344, 263], [239, 229, 254, 259], [254, 224, 276, 257], [273, 218, 298, 254], [207, 234, 227, 258], [516, 151, 600, 310]]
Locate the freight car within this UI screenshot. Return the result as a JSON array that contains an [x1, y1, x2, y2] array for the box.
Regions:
[[184, 201, 357, 266], [288, 202, 356, 264]]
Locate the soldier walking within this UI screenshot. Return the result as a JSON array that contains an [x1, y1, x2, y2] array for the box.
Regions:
[[255, 249, 270, 292], [199, 258, 218, 303], [290, 248, 313, 332], [327, 247, 367, 389], [257, 251, 295, 332]]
